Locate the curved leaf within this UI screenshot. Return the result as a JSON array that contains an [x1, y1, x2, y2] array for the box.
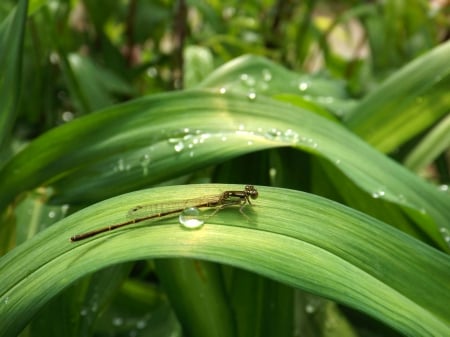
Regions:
[[0, 185, 449, 337], [345, 41, 450, 153], [0, 90, 448, 249]]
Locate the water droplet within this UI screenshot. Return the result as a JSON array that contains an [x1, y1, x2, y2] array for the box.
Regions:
[[61, 204, 70, 216], [48, 211, 56, 218], [240, 73, 249, 81], [116, 158, 125, 172], [49, 52, 60, 64], [319, 96, 334, 104], [222, 6, 235, 19], [112, 317, 124, 326], [179, 207, 204, 229], [265, 128, 282, 140], [269, 168, 277, 179], [140, 153, 151, 163], [247, 91, 257, 100], [282, 129, 299, 143], [240, 73, 256, 87], [439, 228, 450, 247], [438, 184, 448, 192], [136, 319, 147, 329], [146, 67, 158, 78], [303, 138, 318, 149], [298, 82, 309, 91], [91, 302, 98, 312], [219, 87, 227, 94], [140, 154, 151, 176], [262, 69, 272, 82], [305, 304, 316, 314], [61, 111, 74, 122], [173, 140, 184, 152]]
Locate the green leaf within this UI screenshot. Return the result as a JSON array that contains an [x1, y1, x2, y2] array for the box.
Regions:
[[197, 54, 356, 117], [0, 0, 28, 150], [67, 54, 134, 111], [345, 41, 450, 153], [403, 113, 450, 172], [0, 185, 449, 337], [0, 90, 448, 249]]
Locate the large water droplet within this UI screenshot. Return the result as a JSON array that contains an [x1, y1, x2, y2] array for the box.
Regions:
[[179, 207, 204, 229]]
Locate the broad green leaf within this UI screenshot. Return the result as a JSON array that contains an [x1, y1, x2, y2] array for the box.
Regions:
[[197, 54, 357, 117], [0, 90, 448, 249], [0, 185, 449, 337], [345, 41, 450, 153], [0, 0, 28, 150]]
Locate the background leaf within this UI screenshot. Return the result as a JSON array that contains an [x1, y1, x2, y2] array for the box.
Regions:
[[0, 0, 27, 151]]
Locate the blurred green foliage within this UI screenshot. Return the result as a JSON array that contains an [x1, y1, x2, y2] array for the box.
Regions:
[[0, 0, 449, 337]]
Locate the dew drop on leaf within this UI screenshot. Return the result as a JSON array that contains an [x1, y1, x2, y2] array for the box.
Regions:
[[179, 207, 204, 229]]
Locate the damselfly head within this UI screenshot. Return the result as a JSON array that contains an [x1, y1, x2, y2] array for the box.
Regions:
[[245, 185, 258, 199]]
